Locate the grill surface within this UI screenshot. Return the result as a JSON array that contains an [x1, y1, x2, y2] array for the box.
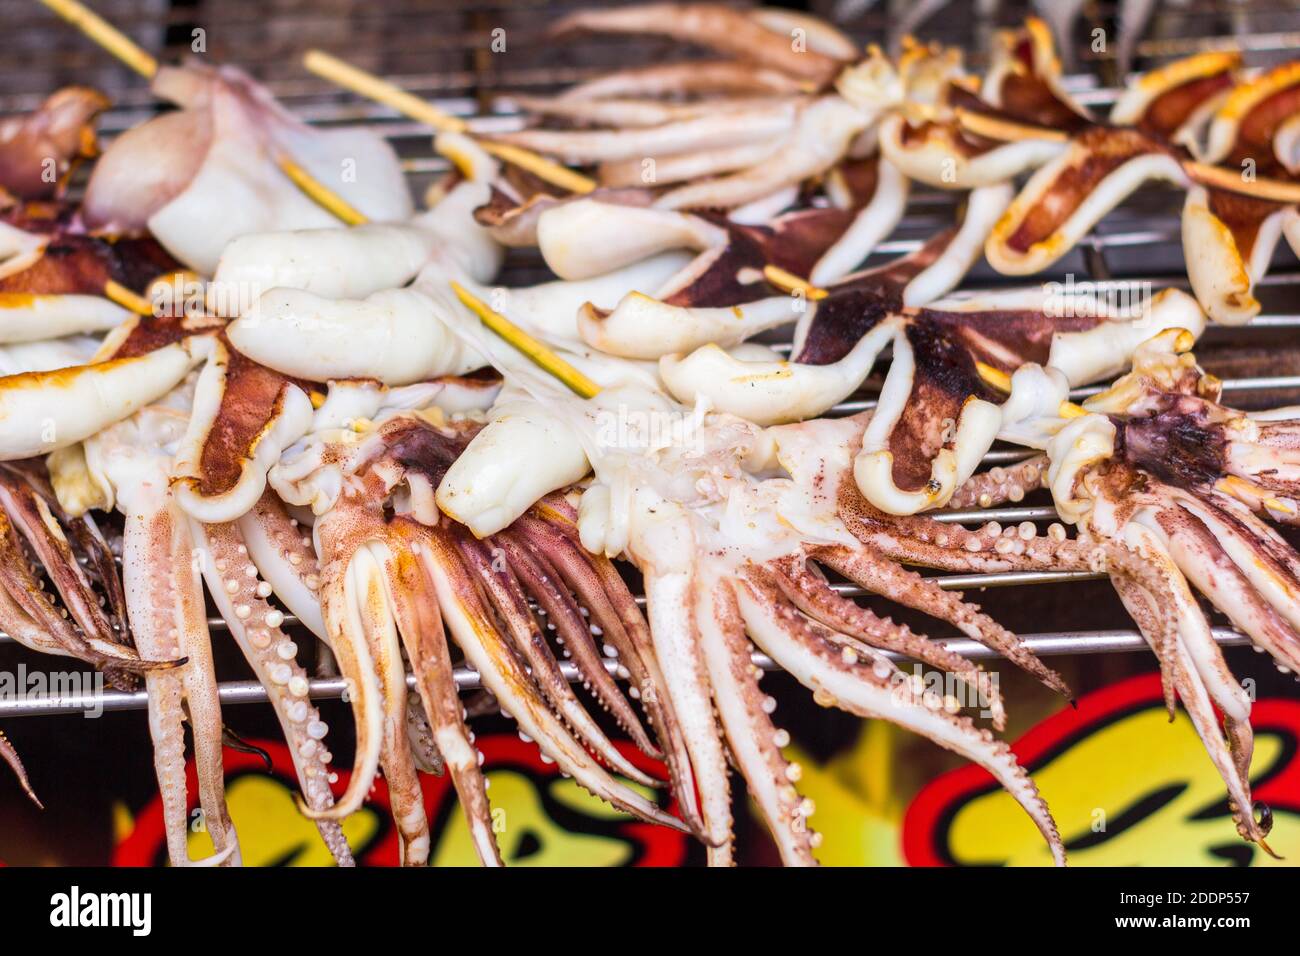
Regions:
[[0, 0, 1297, 717]]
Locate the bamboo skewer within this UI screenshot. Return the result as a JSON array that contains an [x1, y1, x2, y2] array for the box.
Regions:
[[39, 0, 156, 78], [276, 153, 367, 226], [302, 49, 597, 195], [975, 361, 1087, 418], [102, 280, 154, 317], [450, 282, 601, 399], [762, 264, 829, 300]]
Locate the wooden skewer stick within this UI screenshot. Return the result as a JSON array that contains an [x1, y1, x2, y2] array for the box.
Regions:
[[41, 1, 592, 400], [40, 0, 369, 227], [302, 49, 597, 195], [450, 282, 601, 399], [39, 0, 156, 78], [762, 264, 828, 300], [102, 279, 154, 317], [954, 108, 1068, 144], [975, 361, 1086, 418], [955, 107, 1300, 204], [276, 152, 366, 225], [302, 50, 468, 134]]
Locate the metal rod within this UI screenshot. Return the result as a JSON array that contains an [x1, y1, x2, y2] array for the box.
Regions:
[[0, 628, 1251, 718]]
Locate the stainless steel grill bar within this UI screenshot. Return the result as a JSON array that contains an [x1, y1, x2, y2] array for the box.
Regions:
[[0, 627, 1250, 718]]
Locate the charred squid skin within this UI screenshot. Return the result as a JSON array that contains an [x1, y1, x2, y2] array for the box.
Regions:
[[809, 542, 1073, 701], [351, 543, 432, 867], [696, 575, 818, 866], [454, 530, 661, 790], [513, 510, 710, 841], [496, 531, 661, 761], [421, 525, 688, 834], [768, 553, 1007, 730], [195, 520, 353, 866], [124, 494, 240, 866], [385, 524, 502, 866], [0, 727, 40, 808], [736, 570, 1067, 865]]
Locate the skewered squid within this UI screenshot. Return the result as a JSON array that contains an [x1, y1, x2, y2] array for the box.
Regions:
[[520, 181, 1205, 517], [876, 21, 1089, 191], [82, 61, 412, 274], [492, 5, 915, 217], [1182, 63, 1300, 325], [30, 301, 504, 864], [420, 308, 1069, 865], [266, 408, 700, 865], [971, 43, 1300, 326], [965, 330, 1300, 853], [0, 86, 107, 201]]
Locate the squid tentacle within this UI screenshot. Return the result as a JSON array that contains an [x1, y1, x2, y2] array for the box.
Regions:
[[736, 570, 1067, 865], [696, 575, 816, 866], [1109, 572, 1272, 850], [123, 494, 239, 866], [303, 541, 385, 822], [768, 553, 1007, 730], [947, 455, 1049, 509], [810, 542, 1072, 699], [1154, 503, 1300, 675], [196, 520, 353, 866], [455, 530, 660, 789], [0, 489, 153, 675], [643, 564, 734, 858], [514, 510, 709, 840], [421, 525, 687, 833], [1101, 541, 1181, 719], [0, 727, 40, 808], [350, 543, 431, 866], [496, 532, 660, 759], [841, 486, 1096, 576], [385, 526, 502, 866]]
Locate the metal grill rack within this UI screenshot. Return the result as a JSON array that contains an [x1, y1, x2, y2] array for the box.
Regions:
[[0, 0, 1297, 718]]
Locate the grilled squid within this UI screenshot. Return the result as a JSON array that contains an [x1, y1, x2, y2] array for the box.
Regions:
[[991, 331, 1300, 854], [1183, 62, 1300, 325], [82, 63, 411, 274], [0, 87, 108, 200]]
